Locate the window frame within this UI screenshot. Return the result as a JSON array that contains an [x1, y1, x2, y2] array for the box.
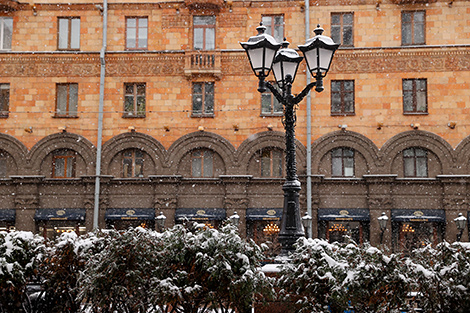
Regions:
[[402, 78, 428, 114], [0, 83, 10, 118], [191, 149, 214, 178], [125, 17, 148, 50], [193, 15, 216, 51], [0, 17, 13, 51], [261, 83, 283, 116], [123, 83, 146, 118], [260, 148, 283, 178], [401, 10, 426, 46], [261, 15, 284, 43], [55, 83, 78, 118], [331, 147, 355, 177], [57, 17, 80, 51], [191, 82, 215, 117], [122, 149, 144, 178], [52, 150, 76, 178], [331, 12, 354, 47], [331, 80, 355, 116], [403, 147, 428, 178]]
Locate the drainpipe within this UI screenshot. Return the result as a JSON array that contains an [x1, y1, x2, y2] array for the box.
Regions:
[[305, 0, 312, 238], [94, 0, 108, 230]]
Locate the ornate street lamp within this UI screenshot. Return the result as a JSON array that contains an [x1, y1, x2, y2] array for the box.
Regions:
[[301, 212, 312, 238], [229, 211, 240, 227], [454, 213, 467, 242], [240, 23, 339, 255], [156, 212, 167, 231], [378, 212, 389, 245]]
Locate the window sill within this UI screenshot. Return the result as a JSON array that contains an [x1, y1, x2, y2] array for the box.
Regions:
[[403, 112, 428, 115], [56, 49, 81, 52], [52, 115, 78, 118], [191, 113, 214, 118], [122, 114, 146, 119], [260, 113, 283, 117], [331, 113, 355, 116], [0, 114, 9, 119]]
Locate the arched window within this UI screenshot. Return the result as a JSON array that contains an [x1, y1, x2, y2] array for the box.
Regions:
[[403, 147, 428, 177], [52, 149, 76, 178], [123, 149, 144, 178], [191, 149, 213, 177], [331, 147, 354, 177], [260, 148, 283, 177]]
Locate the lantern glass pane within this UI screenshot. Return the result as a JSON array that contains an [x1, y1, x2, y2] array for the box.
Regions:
[[247, 47, 264, 73], [319, 48, 334, 72], [304, 49, 318, 73]]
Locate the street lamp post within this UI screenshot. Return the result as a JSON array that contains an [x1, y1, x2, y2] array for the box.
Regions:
[[378, 212, 389, 245], [454, 213, 467, 242], [240, 23, 339, 255]]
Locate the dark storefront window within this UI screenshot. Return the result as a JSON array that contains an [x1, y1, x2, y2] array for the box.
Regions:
[[318, 209, 370, 245], [105, 208, 155, 230], [246, 208, 282, 258], [0, 209, 15, 231], [175, 208, 225, 229], [391, 209, 445, 253], [35, 209, 86, 240]]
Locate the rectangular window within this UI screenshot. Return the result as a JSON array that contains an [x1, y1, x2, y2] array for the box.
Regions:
[[192, 150, 213, 177], [332, 148, 354, 177], [0, 83, 9, 117], [193, 16, 215, 50], [402, 11, 425, 46], [403, 79, 427, 114], [0, 17, 13, 50], [403, 147, 428, 177], [58, 17, 80, 50], [261, 84, 283, 116], [52, 150, 75, 178], [124, 83, 146, 117], [56, 84, 78, 117], [331, 13, 353, 46], [262, 15, 284, 43], [331, 80, 354, 115], [192, 82, 214, 116], [260, 149, 282, 177], [126, 17, 148, 50], [123, 149, 144, 178]]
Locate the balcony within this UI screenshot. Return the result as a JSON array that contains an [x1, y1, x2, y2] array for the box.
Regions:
[[0, 0, 20, 11], [390, 0, 436, 4], [184, 0, 224, 10], [184, 51, 222, 79]]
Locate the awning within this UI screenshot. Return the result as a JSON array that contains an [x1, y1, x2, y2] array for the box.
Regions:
[[175, 208, 226, 221], [391, 209, 445, 222], [0, 209, 15, 222], [318, 208, 370, 221], [35, 209, 86, 221], [105, 208, 155, 220], [246, 208, 282, 221]]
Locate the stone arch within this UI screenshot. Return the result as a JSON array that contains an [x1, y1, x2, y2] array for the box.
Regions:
[[168, 131, 236, 174], [237, 131, 307, 175], [29, 132, 96, 176], [450, 135, 470, 174], [311, 130, 380, 175], [0, 133, 28, 175], [381, 130, 454, 175], [101, 132, 167, 175]]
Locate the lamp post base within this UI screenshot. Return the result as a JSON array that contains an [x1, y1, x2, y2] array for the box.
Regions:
[[278, 179, 304, 256]]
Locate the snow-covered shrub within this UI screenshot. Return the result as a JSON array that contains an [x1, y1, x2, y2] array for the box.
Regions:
[[277, 238, 349, 313], [78, 227, 161, 313], [342, 243, 411, 312], [407, 241, 470, 313], [34, 231, 103, 313], [0, 231, 45, 313], [151, 223, 272, 313]]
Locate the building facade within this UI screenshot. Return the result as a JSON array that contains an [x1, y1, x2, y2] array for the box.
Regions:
[[0, 0, 469, 253]]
